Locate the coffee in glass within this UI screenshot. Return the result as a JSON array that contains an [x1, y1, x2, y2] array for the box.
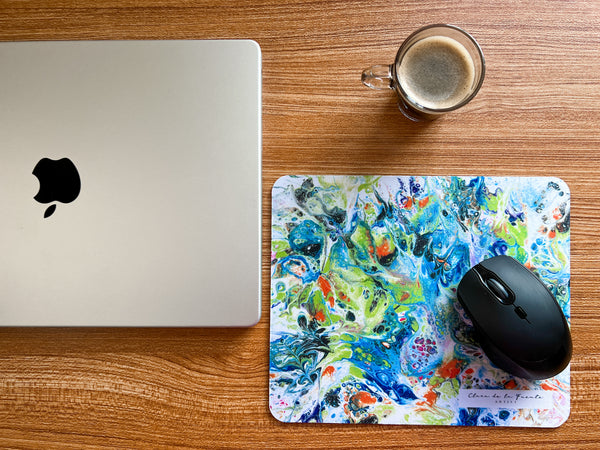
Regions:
[[362, 24, 485, 121]]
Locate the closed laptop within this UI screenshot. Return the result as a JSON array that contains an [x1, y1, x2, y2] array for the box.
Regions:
[[0, 40, 261, 326]]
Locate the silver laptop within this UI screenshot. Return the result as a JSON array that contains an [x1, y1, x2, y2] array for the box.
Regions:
[[0, 40, 261, 326]]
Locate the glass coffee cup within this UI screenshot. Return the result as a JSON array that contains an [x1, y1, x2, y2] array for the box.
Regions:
[[362, 24, 485, 121]]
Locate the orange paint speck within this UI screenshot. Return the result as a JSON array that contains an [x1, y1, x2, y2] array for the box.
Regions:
[[376, 239, 392, 258], [318, 276, 331, 297], [548, 230, 556, 239], [322, 366, 335, 377], [553, 208, 562, 220], [355, 391, 377, 406], [315, 310, 326, 322], [504, 380, 517, 389], [318, 275, 334, 306], [404, 197, 413, 209], [439, 359, 462, 379], [541, 382, 558, 391], [400, 292, 410, 302], [419, 196, 430, 208], [423, 390, 437, 406]]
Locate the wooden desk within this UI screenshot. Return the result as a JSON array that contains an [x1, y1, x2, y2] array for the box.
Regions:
[[1, 1, 599, 447]]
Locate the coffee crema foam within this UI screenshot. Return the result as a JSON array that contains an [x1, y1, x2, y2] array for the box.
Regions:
[[397, 35, 476, 110]]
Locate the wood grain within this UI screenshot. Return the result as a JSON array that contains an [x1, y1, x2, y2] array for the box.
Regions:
[[1, 0, 600, 448]]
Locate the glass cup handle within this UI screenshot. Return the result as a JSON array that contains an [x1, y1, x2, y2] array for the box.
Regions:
[[361, 64, 394, 90]]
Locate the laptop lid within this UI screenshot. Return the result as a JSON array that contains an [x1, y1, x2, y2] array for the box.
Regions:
[[0, 40, 261, 326]]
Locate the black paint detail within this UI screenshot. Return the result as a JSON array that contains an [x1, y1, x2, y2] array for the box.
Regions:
[[412, 233, 430, 257], [359, 415, 379, 424], [377, 247, 398, 266]]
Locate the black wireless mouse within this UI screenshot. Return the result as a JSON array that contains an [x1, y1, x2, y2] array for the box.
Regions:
[[457, 255, 572, 380]]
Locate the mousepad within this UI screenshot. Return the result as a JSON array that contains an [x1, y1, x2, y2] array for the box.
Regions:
[[269, 176, 570, 427]]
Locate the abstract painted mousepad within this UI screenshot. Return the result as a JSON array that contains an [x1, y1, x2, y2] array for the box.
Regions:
[[269, 176, 570, 427]]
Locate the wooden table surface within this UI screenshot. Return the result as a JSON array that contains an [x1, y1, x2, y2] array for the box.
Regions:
[[1, 1, 599, 448]]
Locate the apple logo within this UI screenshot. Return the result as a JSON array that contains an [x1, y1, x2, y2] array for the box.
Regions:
[[32, 157, 81, 218]]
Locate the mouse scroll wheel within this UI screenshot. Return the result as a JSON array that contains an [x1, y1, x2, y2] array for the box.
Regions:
[[485, 278, 514, 305]]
